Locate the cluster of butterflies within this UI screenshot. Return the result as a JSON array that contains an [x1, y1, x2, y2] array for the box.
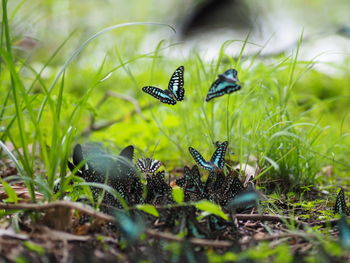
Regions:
[[68, 141, 259, 239], [142, 66, 241, 104], [68, 144, 350, 245], [68, 141, 254, 213]]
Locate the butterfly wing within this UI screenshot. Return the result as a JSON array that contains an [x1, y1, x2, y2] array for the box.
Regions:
[[206, 79, 241, 101], [189, 147, 213, 170], [206, 69, 241, 102], [118, 145, 135, 175], [190, 165, 204, 189], [334, 188, 348, 215], [136, 158, 148, 172], [177, 166, 204, 201], [168, 66, 185, 101], [149, 159, 162, 173], [210, 141, 228, 169], [119, 145, 134, 161], [218, 69, 238, 82], [142, 86, 177, 105], [137, 158, 161, 173], [72, 144, 84, 167]]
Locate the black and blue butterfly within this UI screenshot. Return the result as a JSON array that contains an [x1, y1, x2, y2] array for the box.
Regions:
[[188, 141, 228, 171], [142, 66, 185, 105], [136, 158, 162, 174], [176, 165, 205, 201], [67, 143, 142, 209], [219, 172, 245, 206], [334, 188, 350, 216], [205, 69, 241, 102]]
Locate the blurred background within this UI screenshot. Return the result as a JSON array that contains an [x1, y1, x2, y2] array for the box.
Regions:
[[11, 0, 350, 67]]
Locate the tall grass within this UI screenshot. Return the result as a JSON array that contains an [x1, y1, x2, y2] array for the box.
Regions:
[[140, 35, 347, 192], [0, 0, 175, 202]]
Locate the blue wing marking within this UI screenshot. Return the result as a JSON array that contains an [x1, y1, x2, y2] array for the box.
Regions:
[[168, 66, 185, 101], [189, 147, 214, 170], [210, 141, 228, 169], [206, 68, 241, 102], [142, 66, 185, 105], [142, 86, 177, 105]]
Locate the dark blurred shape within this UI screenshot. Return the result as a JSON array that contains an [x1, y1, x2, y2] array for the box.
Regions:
[[114, 210, 145, 243], [226, 190, 260, 211], [338, 216, 350, 249], [68, 143, 143, 210], [180, 0, 254, 38], [338, 24, 350, 38]]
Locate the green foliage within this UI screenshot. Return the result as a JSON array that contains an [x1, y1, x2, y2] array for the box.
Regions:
[[207, 250, 238, 263], [136, 204, 159, 217], [0, 180, 19, 203], [242, 242, 293, 263], [194, 200, 228, 220], [23, 241, 45, 256], [172, 186, 184, 204]]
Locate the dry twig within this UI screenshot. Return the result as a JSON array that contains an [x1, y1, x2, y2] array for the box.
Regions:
[[82, 91, 155, 136]]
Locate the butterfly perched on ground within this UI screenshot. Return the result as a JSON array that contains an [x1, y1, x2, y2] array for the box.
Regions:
[[68, 143, 143, 209], [145, 171, 173, 205], [136, 158, 162, 173], [219, 172, 245, 206], [334, 188, 350, 215], [176, 165, 205, 201], [189, 141, 228, 171], [205, 69, 241, 102], [142, 66, 185, 105]]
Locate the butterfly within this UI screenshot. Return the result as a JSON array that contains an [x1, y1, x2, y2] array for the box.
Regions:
[[219, 172, 245, 206], [188, 141, 228, 171], [334, 188, 349, 216], [136, 158, 162, 173], [205, 69, 241, 102], [176, 165, 205, 201], [204, 170, 226, 202], [68, 143, 142, 208], [145, 171, 172, 205], [142, 66, 185, 105]]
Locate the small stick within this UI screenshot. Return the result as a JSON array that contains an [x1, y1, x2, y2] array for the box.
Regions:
[[0, 201, 115, 222]]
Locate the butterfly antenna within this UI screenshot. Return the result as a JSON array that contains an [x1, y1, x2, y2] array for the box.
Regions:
[[150, 140, 161, 159]]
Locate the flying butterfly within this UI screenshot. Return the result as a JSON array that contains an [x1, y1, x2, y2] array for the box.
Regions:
[[142, 66, 185, 105], [205, 69, 241, 102], [189, 141, 228, 171], [334, 188, 349, 215], [136, 158, 162, 173]]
